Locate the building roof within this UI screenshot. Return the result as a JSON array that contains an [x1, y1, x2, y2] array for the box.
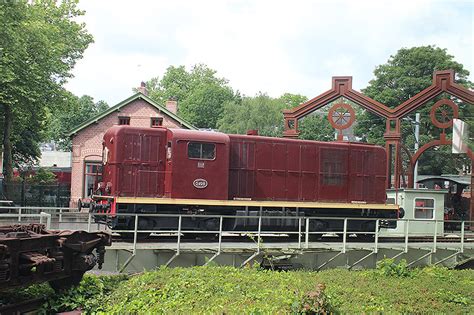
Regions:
[[39, 151, 72, 168], [417, 175, 471, 186], [67, 92, 196, 136]]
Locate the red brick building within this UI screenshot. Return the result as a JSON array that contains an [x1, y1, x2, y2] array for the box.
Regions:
[[67, 89, 195, 206]]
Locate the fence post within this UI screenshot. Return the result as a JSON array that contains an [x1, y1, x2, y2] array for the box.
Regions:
[[374, 219, 379, 254], [177, 215, 182, 254], [133, 214, 139, 251], [218, 216, 223, 254], [298, 217, 302, 249], [342, 218, 347, 253], [40, 212, 51, 229], [305, 217, 309, 249], [460, 221, 465, 254], [404, 220, 410, 253], [257, 216, 262, 251]]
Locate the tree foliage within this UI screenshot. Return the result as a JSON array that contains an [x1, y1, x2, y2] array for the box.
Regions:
[[298, 114, 335, 142], [0, 0, 93, 182], [144, 64, 235, 128], [217, 93, 307, 137], [46, 93, 109, 150], [354, 46, 473, 175]]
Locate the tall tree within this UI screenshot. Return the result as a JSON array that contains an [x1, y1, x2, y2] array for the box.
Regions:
[[278, 93, 308, 108], [144, 64, 235, 128], [354, 46, 473, 174], [218, 93, 307, 137], [298, 114, 335, 141], [46, 93, 109, 150], [0, 1, 93, 185]]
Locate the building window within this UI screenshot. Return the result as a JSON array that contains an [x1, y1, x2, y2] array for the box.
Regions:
[[84, 162, 102, 197], [151, 117, 163, 128], [188, 142, 216, 160], [414, 198, 434, 219], [118, 116, 130, 125]]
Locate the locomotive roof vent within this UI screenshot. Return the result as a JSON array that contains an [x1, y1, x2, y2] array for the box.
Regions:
[[246, 129, 259, 136]]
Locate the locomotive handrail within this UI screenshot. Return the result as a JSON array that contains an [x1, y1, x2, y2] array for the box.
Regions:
[[1, 206, 471, 224]]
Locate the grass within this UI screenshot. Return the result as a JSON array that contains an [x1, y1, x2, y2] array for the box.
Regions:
[[2, 262, 473, 314]]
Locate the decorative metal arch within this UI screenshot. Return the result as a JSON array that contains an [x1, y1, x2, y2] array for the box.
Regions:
[[283, 76, 393, 138], [282, 70, 474, 190]]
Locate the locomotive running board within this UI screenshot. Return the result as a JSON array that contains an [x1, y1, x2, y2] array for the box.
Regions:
[[115, 197, 398, 211]]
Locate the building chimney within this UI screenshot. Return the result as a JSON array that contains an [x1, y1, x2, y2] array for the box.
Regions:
[[165, 97, 178, 115], [137, 81, 148, 96]]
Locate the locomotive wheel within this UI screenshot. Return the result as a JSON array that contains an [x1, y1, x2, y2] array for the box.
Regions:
[[49, 271, 85, 292]]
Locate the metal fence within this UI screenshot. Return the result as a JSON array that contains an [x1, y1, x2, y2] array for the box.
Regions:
[[2, 183, 71, 207], [1, 206, 472, 271]]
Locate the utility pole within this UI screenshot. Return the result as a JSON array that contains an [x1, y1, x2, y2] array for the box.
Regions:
[[414, 113, 420, 187]]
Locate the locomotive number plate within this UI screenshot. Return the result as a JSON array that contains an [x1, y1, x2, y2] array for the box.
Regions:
[[193, 178, 208, 189]]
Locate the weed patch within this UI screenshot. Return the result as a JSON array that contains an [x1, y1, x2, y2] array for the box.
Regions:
[[4, 264, 473, 314]]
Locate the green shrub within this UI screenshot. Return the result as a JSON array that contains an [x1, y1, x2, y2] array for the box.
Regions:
[[4, 266, 473, 314], [38, 274, 128, 314], [376, 258, 413, 277]]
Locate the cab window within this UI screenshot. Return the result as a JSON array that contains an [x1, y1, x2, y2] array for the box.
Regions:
[[188, 142, 216, 160]]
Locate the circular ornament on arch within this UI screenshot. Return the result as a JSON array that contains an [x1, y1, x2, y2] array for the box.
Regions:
[[328, 103, 356, 130], [430, 99, 458, 129]]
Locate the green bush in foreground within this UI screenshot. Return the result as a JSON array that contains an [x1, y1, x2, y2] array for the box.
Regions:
[[98, 266, 472, 314], [5, 262, 474, 314], [38, 274, 128, 314]]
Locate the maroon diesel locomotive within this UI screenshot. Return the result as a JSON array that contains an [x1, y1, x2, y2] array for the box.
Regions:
[[88, 126, 400, 234]]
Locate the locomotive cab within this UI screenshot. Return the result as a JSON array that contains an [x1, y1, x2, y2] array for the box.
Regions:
[[165, 129, 230, 200]]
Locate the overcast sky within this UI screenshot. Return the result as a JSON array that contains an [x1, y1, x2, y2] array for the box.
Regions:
[[65, 0, 473, 106]]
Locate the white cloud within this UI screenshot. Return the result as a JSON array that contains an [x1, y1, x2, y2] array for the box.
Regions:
[[65, 0, 473, 105]]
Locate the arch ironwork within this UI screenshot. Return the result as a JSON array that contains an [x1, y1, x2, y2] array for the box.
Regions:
[[283, 70, 474, 191]]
